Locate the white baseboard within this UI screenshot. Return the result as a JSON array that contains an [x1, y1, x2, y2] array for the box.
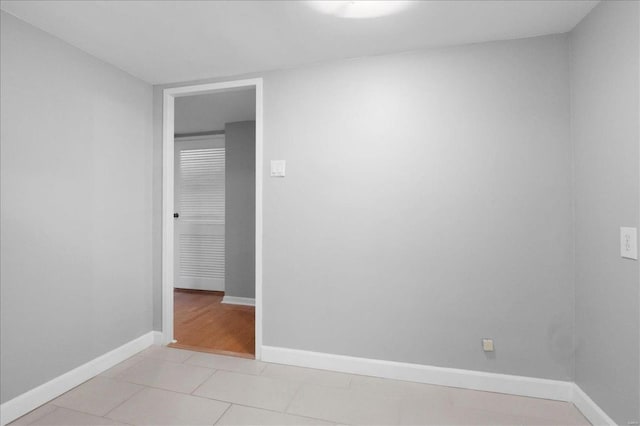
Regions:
[[261, 346, 573, 402], [1, 338, 615, 426], [572, 384, 616, 426], [262, 346, 622, 423], [0, 331, 158, 426], [221, 296, 255, 306], [152, 330, 164, 345]]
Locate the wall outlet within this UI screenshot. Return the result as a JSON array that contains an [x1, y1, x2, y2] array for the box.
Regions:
[[620, 227, 638, 260], [270, 160, 286, 177], [482, 338, 494, 352]]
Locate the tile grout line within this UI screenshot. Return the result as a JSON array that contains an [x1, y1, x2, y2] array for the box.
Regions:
[[186, 364, 267, 377], [112, 356, 218, 394], [190, 369, 219, 396], [105, 356, 145, 379], [179, 350, 197, 364], [10, 405, 59, 426], [113, 374, 216, 398], [101, 383, 148, 420], [345, 374, 354, 389], [109, 379, 231, 403], [94, 377, 241, 425], [281, 381, 305, 415], [33, 406, 135, 426], [212, 403, 233, 426], [45, 376, 143, 419], [217, 401, 341, 425], [183, 369, 303, 415]]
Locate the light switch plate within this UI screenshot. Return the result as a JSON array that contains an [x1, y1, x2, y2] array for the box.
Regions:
[[482, 338, 494, 352], [620, 227, 638, 260], [270, 160, 286, 177]]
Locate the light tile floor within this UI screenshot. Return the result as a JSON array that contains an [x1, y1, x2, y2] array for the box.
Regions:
[[10, 346, 591, 426]]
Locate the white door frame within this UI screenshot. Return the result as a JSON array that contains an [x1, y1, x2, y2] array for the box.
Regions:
[[162, 78, 263, 359]]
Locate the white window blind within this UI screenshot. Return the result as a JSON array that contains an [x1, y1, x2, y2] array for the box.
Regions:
[[179, 234, 225, 279], [178, 147, 225, 223]]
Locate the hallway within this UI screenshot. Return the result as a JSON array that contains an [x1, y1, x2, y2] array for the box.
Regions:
[[171, 289, 255, 357]]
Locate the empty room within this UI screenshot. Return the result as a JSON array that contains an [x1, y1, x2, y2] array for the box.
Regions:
[[0, 1, 638, 425]]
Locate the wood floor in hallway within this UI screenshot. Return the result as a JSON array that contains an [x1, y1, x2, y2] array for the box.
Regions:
[[170, 289, 255, 357]]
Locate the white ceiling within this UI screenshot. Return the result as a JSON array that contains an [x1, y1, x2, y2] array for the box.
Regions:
[[0, 0, 598, 85], [175, 89, 255, 134]]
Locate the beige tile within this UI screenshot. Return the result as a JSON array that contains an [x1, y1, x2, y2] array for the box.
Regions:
[[350, 375, 452, 403], [459, 408, 547, 425], [215, 404, 333, 425], [8, 404, 57, 425], [51, 376, 142, 416], [193, 370, 300, 412], [518, 415, 585, 426], [399, 398, 505, 425], [28, 407, 124, 425], [106, 387, 229, 426], [287, 383, 400, 425], [449, 387, 581, 423], [564, 405, 592, 426], [116, 357, 214, 393], [469, 409, 577, 426], [401, 398, 578, 426], [186, 352, 266, 375], [390, 384, 459, 425], [137, 345, 197, 363], [261, 363, 352, 388], [399, 401, 473, 426], [99, 355, 144, 378]]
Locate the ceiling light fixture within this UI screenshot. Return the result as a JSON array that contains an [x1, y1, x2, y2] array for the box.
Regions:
[[307, 1, 413, 19]]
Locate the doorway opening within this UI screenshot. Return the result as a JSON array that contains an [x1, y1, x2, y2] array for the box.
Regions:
[[162, 79, 263, 359]]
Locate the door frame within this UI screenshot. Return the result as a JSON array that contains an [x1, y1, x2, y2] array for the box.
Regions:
[[162, 78, 263, 359]]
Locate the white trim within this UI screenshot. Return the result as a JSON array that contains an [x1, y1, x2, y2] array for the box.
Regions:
[[261, 346, 573, 402], [152, 331, 164, 345], [162, 78, 263, 360], [0, 331, 157, 426], [162, 88, 175, 345], [221, 296, 256, 306], [254, 80, 264, 361], [261, 346, 621, 423], [571, 384, 617, 426]]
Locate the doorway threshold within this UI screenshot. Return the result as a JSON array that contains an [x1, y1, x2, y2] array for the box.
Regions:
[[168, 342, 255, 359]]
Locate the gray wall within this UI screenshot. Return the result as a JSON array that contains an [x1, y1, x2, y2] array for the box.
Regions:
[[570, 1, 640, 424], [154, 34, 574, 380], [175, 90, 256, 135], [0, 11, 153, 403], [225, 121, 256, 299]]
